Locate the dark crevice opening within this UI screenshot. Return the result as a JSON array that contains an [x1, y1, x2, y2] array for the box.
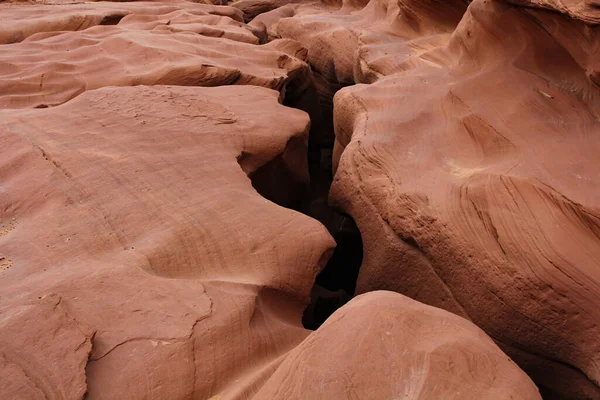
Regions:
[[302, 215, 363, 330], [247, 153, 306, 211], [314, 216, 363, 294], [99, 14, 127, 26], [284, 69, 364, 330], [245, 138, 364, 331], [242, 57, 364, 330]]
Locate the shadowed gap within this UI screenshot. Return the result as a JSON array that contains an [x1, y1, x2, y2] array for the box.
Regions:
[[241, 63, 365, 331]]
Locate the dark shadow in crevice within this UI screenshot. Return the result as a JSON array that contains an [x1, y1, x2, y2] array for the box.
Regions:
[[239, 130, 309, 212], [315, 215, 363, 294], [278, 67, 365, 330], [302, 215, 363, 330], [243, 59, 363, 330], [247, 153, 307, 210], [99, 14, 127, 26]]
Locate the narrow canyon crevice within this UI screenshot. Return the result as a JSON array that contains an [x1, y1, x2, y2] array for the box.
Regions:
[[4, 0, 599, 398], [302, 215, 363, 330], [285, 70, 366, 330], [242, 59, 365, 330]]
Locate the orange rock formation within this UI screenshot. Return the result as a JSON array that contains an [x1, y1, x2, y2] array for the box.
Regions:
[[1, 0, 597, 398]]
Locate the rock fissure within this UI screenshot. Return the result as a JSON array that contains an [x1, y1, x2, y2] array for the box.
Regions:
[[2, 0, 599, 398]]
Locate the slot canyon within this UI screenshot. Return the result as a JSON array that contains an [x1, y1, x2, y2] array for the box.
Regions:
[[0, 0, 599, 399]]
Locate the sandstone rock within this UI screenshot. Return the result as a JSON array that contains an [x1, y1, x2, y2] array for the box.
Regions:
[[0, 2, 244, 44], [258, 291, 542, 399], [506, 0, 600, 24], [0, 84, 334, 398], [232, 0, 293, 22], [329, 0, 600, 397], [0, 298, 94, 399], [274, 0, 469, 85], [0, 0, 592, 397], [0, 5, 309, 109]]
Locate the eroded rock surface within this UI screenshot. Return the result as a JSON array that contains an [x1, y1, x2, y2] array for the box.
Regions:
[[258, 291, 541, 400], [0, 10, 311, 109], [323, 0, 600, 397], [0, 2, 244, 44], [0, 0, 594, 398], [506, 0, 600, 24], [0, 84, 333, 398]]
